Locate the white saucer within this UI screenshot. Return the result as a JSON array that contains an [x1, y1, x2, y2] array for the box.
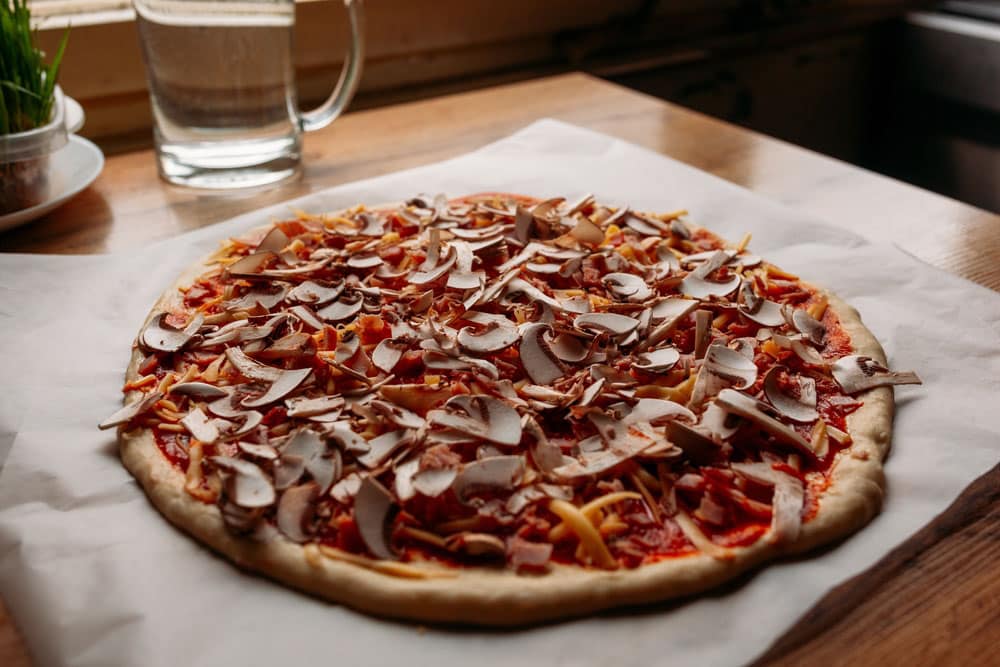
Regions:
[[0, 135, 104, 233]]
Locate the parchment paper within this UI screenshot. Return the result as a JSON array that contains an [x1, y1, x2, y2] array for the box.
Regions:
[[1, 120, 998, 667]]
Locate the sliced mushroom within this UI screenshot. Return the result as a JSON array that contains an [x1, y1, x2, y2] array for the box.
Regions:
[[225, 347, 284, 382], [412, 468, 459, 497], [346, 253, 383, 270], [698, 401, 740, 439], [740, 299, 785, 327], [625, 398, 696, 426], [287, 280, 345, 306], [285, 395, 345, 418], [370, 400, 425, 430], [224, 251, 276, 278], [570, 217, 604, 245], [574, 312, 640, 337], [831, 355, 922, 394], [168, 382, 229, 400], [730, 462, 804, 544], [519, 323, 564, 385], [371, 338, 409, 373], [98, 391, 164, 430], [140, 313, 203, 353], [550, 333, 589, 363], [446, 533, 506, 558], [255, 226, 290, 254], [523, 415, 567, 473], [258, 332, 317, 361], [715, 389, 813, 454], [694, 309, 713, 359], [452, 456, 525, 503], [378, 383, 452, 414], [180, 407, 220, 444], [276, 482, 319, 542], [316, 292, 364, 322], [634, 347, 682, 373], [354, 477, 398, 560], [224, 285, 289, 311], [211, 456, 276, 508], [356, 430, 408, 469], [644, 298, 699, 348], [241, 367, 312, 408], [665, 421, 720, 465], [603, 273, 653, 302], [739, 280, 762, 314], [763, 367, 819, 423], [792, 308, 826, 346], [410, 247, 457, 285], [679, 273, 741, 299], [458, 322, 520, 354]]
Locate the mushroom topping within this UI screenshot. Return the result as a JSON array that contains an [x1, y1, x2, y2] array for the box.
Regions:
[[665, 421, 720, 465], [409, 246, 457, 285], [98, 391, 164, 430], [624, 398, 696, 426], [370, 400, 425, 430], [792, 308, 826, 346], [140, 313, 203, 353], [431, 396, 523, 447], [570, 217, 604, 245], [169, 382, 229, 400], [697, 343, 758, 393], [225, 251, 276, 278], [550, 332, 589, 363], [316, 292, 364, 322], [739, 280, 761, 313], [763, 367, 819, 423], [447, 240, 485, 290], [523, 415, 567, 473], [634, 346, 681, 373], [739, 299, 786, 327], [255, 226, 290, 253], [212, 456, 276, 508], [603, 273, 653, 302], [446, 533, 506, 559], [371, 338, 409, 373], [327, 421, 371, 454], [224, 285, 289, 311], [238, 442, 279, 461], [504, 278, 563, 311], [698, 401, 740, 439], [574, 312, 640, 338], [356, 430, 408, 469], [715, 389, 813, 454], [412, 468, 459, 498], [513, 204, 533, 243], [831, 355, 922, 394], [378, 383, 452, 414], [258, 332, 317, 361], [644, 298, 699, 348], [354, 478, 398, 560], [285, 395, 345, 418], [730, 462, 804, 544], [519, 323, 564, 385], [276, 482, 318, 543], [225, 347, 284, 382], [452, 456, 525, 504], [180, 407, 220, 444], [458, 322, 520, 354], [694, 309, 713, 359], [346, 253, 383, 270], [679, 272, 741, 299], [287, 280, 344, 305], [288, 305, 325, 331], [241, 367, 312, 408]]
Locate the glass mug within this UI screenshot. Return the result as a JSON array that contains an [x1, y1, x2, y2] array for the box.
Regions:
[[133, 0, 364, 189]]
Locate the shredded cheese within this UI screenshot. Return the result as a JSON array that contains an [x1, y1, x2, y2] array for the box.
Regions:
[[807, 296, 829, 321], [736, 232, 752, 253], [548, 499, 619, 569], [184, 441, 216, 502]]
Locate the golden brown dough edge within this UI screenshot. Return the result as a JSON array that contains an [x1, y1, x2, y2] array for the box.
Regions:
[[115, 210, 893, 626]]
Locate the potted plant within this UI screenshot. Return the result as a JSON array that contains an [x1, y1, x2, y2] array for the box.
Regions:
[[0, 0, 68, 215]]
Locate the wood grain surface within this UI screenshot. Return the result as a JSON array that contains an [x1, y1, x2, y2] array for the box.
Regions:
[[1, 73, 997, 666]]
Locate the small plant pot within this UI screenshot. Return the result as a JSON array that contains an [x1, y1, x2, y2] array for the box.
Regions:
[[0, 87, 83, 215]]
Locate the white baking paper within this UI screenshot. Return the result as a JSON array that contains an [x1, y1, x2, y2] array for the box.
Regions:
[[1, 120, 998, 667]]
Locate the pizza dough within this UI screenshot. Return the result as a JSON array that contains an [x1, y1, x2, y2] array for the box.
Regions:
[[103, 194, 919, 625]]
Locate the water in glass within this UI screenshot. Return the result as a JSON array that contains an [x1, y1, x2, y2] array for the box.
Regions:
[[135, 0, 300, 189]]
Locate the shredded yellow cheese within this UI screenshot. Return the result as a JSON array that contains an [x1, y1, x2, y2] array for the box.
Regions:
[[184, 441, 217, 502], [807, 296, 829, 321], [548, 499, 620, 569], [736, 232, 752, 253], [398, 525, 449, 549]]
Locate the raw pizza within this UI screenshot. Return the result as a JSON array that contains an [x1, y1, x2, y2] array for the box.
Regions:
[[101, 193, 921, 625]]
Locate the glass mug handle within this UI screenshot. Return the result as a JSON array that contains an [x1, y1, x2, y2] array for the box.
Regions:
[[299, 0, 365, 133]]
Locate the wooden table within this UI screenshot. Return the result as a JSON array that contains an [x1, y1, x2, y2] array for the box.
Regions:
[[2, 72, 998, 665]]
